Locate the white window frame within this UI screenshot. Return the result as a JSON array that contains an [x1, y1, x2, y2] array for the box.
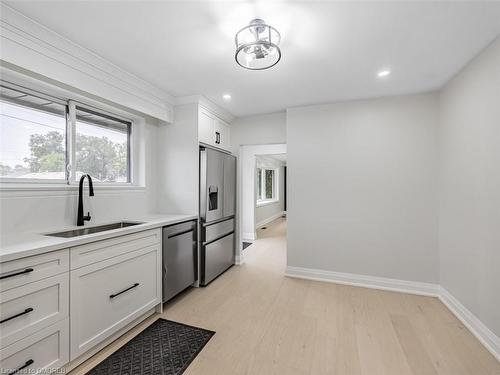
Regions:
[[256, 167, 279, 206], [0, 82, 68, 186], [0, 80, 137, 189], [68, 100, 133, 187]]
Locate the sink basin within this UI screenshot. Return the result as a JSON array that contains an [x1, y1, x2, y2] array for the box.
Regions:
[[45, 222, 143, 238]]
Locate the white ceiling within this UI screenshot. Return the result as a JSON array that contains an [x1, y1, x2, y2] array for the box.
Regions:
[[5, 1, 500, 117]]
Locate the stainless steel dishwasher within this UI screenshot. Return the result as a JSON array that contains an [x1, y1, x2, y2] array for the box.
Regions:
[[162, 219, 197, 302]]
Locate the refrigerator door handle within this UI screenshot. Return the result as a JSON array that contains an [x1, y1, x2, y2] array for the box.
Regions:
[[199, 148, 208, 221]]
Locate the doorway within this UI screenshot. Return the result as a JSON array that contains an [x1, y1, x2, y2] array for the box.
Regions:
[[254, 154, 287, 237], [237, 143, 286, 264]]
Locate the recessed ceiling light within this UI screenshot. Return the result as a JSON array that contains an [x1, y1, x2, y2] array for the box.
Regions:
[[377, 70, 391, 78], [223, 94, 231, 100]]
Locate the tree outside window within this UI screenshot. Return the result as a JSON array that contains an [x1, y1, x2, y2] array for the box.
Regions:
[[257, 167, 277, 202], [0, 83, 132, 184]]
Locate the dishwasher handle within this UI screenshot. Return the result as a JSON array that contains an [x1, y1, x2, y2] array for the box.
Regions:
[[167, 228, 194, 239]]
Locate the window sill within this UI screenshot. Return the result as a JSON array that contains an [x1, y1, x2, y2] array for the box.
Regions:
[[256, 199, 279, 207]]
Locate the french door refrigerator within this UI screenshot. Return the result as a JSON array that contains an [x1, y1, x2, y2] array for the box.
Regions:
[[199, 146, 236, 286]]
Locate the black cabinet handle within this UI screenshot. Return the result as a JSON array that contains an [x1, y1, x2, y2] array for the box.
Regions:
[[215, 132, 220, 144], [10, 359, 34, 374], [0, 308, 34, 324], [110, 283, 139, 299], [0, 268, 34, 280]]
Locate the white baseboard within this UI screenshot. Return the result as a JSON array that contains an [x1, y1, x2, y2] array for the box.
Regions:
[[285, 265, 500, 361], [438, 287, 500, 361], [235, 254, 244, 265], [256, 211, 285, 229], [285, 266, 439, 296], [241, 232, 256, 241], [285, 265, 440, 296]]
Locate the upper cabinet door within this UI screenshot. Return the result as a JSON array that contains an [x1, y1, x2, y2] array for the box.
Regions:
[[199, 108, 231, 151], [199, 110, 215, 146], [214, 119, 231, 151]]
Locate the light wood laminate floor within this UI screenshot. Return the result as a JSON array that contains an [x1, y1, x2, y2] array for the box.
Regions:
[[72, 218, 500, 375]]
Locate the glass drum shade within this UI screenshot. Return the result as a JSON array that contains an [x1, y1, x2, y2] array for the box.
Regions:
[[235, 19, 281, 70]]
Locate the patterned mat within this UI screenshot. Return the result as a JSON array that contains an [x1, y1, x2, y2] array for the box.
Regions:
[[242, 242, 253, 250], [86, 319, 215, 375]]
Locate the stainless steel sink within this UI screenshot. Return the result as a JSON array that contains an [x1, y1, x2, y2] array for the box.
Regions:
[[45, 222, 143, 238]]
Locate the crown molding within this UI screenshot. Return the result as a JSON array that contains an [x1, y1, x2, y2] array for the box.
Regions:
[[175, 94, 235, 123], [0, 4, 174, 122]]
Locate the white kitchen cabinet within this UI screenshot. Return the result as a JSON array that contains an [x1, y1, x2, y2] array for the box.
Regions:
[[198, 108, 231, 151], [70, 244, 161, 359], [0, 273, 69, 349], [0, 228, 163, 371], [199, 109, 216, 146], [0, 319, 69, 373], [215, 118, 231, 150], [0, 249, 69, 292], [70, 228, 161, 270]]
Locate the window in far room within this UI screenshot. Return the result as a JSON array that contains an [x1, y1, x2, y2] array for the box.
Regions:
[[257, 167, 278, 204]]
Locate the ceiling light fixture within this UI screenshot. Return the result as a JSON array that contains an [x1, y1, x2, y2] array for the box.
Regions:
[[235, 18, 281, 70], [223, 94, 231, 100], [377, 69, 391, 78]]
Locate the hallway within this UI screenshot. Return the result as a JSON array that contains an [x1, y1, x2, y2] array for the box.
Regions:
[[73, 217, 499, 375]]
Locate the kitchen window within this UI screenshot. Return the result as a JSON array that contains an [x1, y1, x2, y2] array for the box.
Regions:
[[0, 81, 132, 185], [74, 105, 131, 183], [257, 167, 278, 204], [0, 84, 67, 182]]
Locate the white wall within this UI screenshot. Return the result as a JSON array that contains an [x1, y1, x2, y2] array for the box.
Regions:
[[287, 93, 439, 283], [0, 119, 159, 234], [438, 38, 500, 337], [156, 104, 199, 214], [255, 156, 286, 228], [230, 112, 286, 154]]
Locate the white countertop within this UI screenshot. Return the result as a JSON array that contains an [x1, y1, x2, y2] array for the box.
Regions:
[[0, 213, 198, 263]]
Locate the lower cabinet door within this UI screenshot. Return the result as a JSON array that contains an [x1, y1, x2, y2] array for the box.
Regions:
[[0, 318, 69, 373], [70, 246, 161, 359], [0, 273, 69, 349]]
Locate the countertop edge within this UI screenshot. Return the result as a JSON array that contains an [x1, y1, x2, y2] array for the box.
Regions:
[[0, 214, 198, 263]]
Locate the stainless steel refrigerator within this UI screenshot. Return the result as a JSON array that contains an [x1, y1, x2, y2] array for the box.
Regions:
[[199, 146, 236, 286]]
